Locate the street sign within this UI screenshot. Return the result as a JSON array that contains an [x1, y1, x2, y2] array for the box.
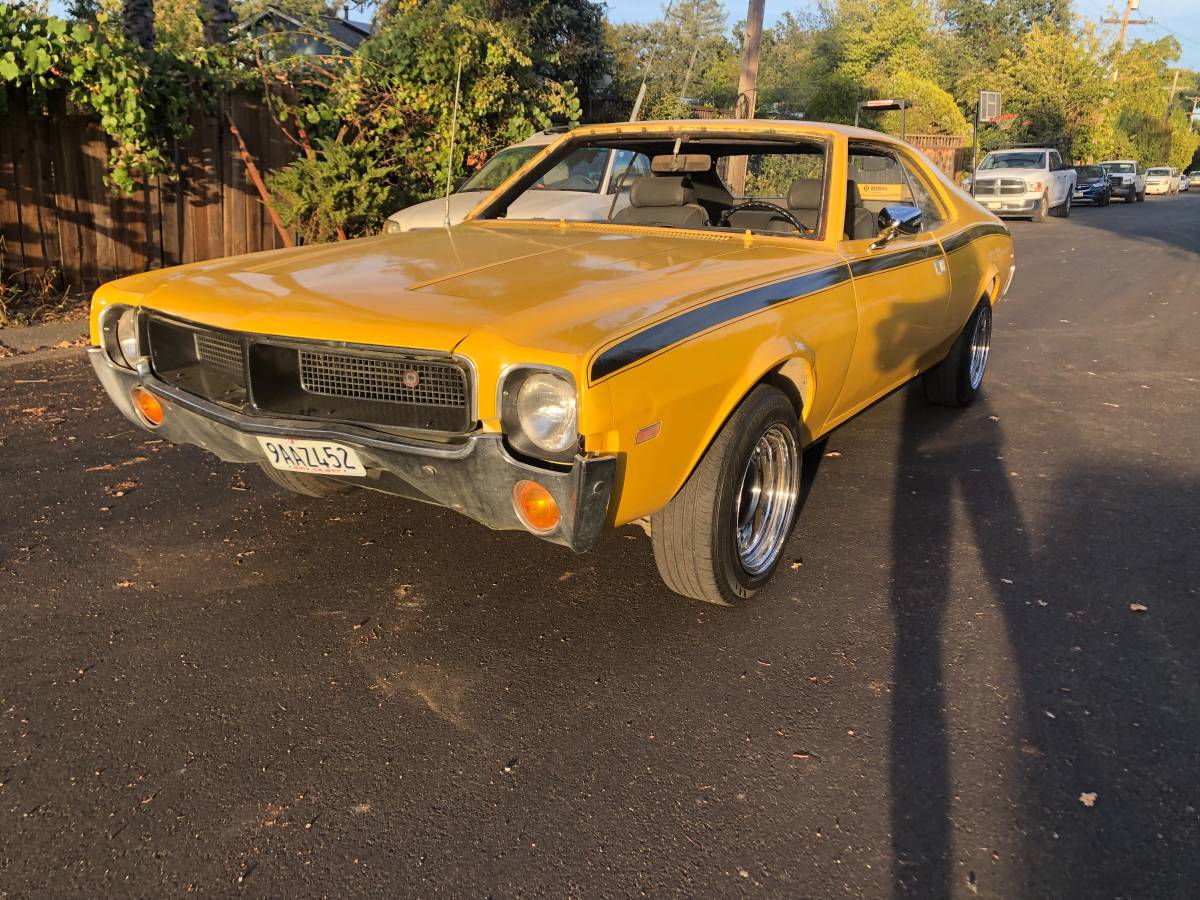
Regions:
[[980, 91, 1001, 121]]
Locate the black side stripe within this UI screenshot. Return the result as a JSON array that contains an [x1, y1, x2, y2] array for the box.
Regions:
[[940, 222, 1010, 254], [847, 242, 942, 278], [589, 222, 1010, 383], [590, 263, 852, 382]]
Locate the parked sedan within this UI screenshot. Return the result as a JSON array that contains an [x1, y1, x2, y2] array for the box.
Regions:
[[88, 120, 1014, 605], [1071, 165, 1111, 206]]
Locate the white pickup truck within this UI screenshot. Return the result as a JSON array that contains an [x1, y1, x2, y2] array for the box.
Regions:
[[1099, 159, 1147, 203], [971, 147, 1077, 222]]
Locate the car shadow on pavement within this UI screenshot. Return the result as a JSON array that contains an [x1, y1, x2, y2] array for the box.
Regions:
[[887, 386, 1200, 899]]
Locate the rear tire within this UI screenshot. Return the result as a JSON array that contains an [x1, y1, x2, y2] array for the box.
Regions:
[[258, 463, 356, 498], [651, 385, 801, 605], [923, 301, 992, 408]]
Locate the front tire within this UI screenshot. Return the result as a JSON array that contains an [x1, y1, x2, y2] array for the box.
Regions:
[[1031, 192, 1049, 222], [1053, 192, 1071, 218], [651, 386, 801, 605], [258, 463, 357, 498], [923, 301, 992, 408], [1137, 188, 1146, 202]]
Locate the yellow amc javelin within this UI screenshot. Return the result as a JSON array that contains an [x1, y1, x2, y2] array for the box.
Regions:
[[89, 120, 1014, 605]]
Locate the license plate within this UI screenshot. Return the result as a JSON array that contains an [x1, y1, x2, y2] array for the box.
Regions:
[[985, 201, 1002, 210], [257, 436, 366, 477]]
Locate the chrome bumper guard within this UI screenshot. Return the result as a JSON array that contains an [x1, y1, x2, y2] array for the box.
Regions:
[[89, 348, 616, 553]]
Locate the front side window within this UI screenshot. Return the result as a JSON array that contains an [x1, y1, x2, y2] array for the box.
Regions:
[[607, 150, 651, 193], [900, 158, 946, 229], [1049, 151, 1063, 171]]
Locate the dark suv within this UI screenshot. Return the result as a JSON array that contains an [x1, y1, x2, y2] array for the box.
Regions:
[[1072, 165, 1112, 206]]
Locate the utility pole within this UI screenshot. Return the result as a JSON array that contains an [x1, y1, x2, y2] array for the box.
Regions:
[[725, 0, 766, 197], [1164, 68, 1181, 122], [1103, 0, 1152, 81]]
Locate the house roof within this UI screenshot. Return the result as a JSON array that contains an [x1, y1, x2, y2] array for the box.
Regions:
[[239, 5, 371, 52]]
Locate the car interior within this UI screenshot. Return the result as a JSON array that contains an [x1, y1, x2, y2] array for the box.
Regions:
[[478, 135, 887, 241]]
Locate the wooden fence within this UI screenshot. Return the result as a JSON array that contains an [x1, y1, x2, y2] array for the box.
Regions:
[[0, 90, 297, 294], [908, 134, 968, 179]]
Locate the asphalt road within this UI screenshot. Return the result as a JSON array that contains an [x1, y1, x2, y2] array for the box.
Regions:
[[2, 193, 1199, 899]]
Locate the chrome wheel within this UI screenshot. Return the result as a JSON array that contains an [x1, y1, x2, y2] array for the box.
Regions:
[[968, 306, 992, 390], [734, 423, 799, 576]]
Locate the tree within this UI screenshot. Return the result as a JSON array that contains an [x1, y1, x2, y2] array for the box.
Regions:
[[123, 0, 154, 47], [489, 0, 609, 115], [994, 22, 1109, 159], [200, 0, 236, 44], [265, 0, 582, 240]]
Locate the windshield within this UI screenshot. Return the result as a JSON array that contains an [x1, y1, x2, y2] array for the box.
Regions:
[[472, 133, 829, 240], [979, 151, 1045, 170], [1102, 162, 1134, 173], [1074, 166, 1104, 178], [1147, 168, 1170, 175]]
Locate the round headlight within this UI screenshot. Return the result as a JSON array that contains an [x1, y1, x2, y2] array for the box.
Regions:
[[116, 308, 140, 366], [515, 372, 578, 454]]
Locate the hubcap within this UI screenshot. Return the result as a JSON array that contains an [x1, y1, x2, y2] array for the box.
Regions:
[[734, 423, 800, 576], [968, 307, 992, 390]]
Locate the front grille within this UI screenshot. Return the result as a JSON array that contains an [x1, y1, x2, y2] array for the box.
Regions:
[[974, 178, 1027, 197], [194, 331, 243, 376], [145, 314, 473, 434], [299, 351, 467, 409]]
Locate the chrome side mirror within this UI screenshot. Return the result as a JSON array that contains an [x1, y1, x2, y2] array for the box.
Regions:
[[871, 205, 923, 250]]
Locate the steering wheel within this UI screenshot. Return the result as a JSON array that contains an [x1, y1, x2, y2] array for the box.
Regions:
[[718, 200, 812, 235]]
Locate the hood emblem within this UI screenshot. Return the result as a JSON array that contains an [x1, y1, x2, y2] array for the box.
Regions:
[[402, 370, 421, 388]]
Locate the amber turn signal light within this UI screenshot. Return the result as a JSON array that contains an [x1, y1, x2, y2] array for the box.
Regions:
[[130, 386, 164, 426], [512, 480, 560, 533]]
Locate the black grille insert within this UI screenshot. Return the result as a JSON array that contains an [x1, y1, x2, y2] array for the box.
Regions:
[[299, 351, 467, 409]]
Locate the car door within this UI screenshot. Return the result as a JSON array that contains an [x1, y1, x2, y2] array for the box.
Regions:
[[832, 142, 952, 419], [1048, 151, 1068, 204]]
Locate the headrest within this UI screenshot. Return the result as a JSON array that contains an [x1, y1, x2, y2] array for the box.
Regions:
[[630, 176, 697, 208], [847, 179, 863, 205], [787, 178, 823, 210]]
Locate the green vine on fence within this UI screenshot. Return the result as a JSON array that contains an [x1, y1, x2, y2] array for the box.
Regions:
[[0, 4, 211, 193]]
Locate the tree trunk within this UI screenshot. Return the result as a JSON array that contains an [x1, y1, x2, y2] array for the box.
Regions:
[[200, 0, 237, 45], [122, 0, 154, 49]]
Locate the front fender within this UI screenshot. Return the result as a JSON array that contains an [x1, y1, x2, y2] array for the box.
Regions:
[[601, 282, 858, 525]]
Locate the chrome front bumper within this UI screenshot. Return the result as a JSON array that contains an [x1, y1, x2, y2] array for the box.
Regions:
[[89, 348, 616, 553]]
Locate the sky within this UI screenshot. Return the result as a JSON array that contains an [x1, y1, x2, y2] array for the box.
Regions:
[[602, 0, 1200, 70], [40, 0, 1200, 69]]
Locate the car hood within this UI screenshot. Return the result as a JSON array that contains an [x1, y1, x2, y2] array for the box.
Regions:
[[104, 223, 835, 361], [387, 190, 603, 230]]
